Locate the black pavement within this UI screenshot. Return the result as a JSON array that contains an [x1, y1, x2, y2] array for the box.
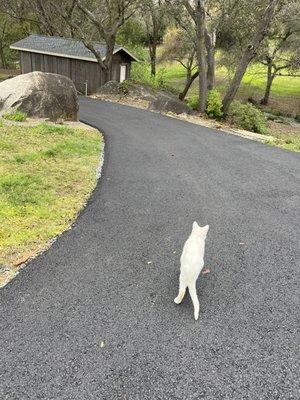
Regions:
[[1, 98, 299, 399]]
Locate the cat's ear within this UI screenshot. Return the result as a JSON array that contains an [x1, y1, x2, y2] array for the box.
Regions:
[[202, 225, 209, 236], [192, 221, 200, 230], [192, 222, 209, 236]]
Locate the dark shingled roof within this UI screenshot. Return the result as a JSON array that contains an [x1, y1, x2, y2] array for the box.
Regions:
[[10, 34, 138, 62]]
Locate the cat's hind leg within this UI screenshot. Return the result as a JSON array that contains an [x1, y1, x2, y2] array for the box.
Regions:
[[174, 278, 186, 304], [188, 283, 199, 320]]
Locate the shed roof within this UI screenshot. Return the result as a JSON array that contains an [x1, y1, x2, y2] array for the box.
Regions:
[[10, 34, 138, 63]]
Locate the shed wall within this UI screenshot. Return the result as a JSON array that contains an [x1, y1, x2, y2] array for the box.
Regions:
[[19, 50, 132, 94]]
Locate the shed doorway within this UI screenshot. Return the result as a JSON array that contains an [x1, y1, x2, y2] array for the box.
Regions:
[[120, 65, 127, 82]]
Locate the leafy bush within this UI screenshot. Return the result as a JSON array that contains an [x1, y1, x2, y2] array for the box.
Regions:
[[120, 79, 130, 94], [264, 108, 284, 117], [2, 110, 27, 122], [206, 90, 223, 119], [131, 61, 167, 90], [228, 101, 267, 134], [265, 113, 285, 123], [186, 96, 199, 110]]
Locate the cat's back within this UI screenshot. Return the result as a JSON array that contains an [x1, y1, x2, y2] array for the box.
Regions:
[[180, 235, 204, 268]]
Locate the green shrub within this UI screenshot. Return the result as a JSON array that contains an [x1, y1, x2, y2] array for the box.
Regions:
[[120, 79, 130, 94], [2, 110, 27, 122], [228, 101, 267, 134], [206, 90, 223, 119], [268, 108, 284, 117], [131, 61, 167, 90], [186, 96, 199, 110]]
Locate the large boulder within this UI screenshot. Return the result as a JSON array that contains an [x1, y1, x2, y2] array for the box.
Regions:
[[97, 81, 177, 103], [97, 81, 123, 95], [126, 83, 158, 101], [148, 95, 192, 115], [0, 71, 78, 120]]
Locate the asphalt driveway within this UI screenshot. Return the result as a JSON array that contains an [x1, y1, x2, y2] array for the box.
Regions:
[[1, 98, 299, 399]]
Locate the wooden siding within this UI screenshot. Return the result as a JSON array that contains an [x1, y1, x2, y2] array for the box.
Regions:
[[20, 51, 32, 73], [19, 49, 133, 94]]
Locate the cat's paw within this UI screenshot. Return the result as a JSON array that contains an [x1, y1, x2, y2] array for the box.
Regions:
[[174, 296, 181, 304]]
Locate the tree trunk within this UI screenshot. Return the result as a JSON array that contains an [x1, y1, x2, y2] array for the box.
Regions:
[[260, 62, 275, 105], [205, 29, 215, 90], [0, 46, 7, 69], [104, 36, 115, 82], [179, 70, 199, 100], [195, 1, 207, 113], [222, 0, 278, 115], [83, 35, 115, 83], [186, 67, 192, 82], [149, 42, 157, 76]]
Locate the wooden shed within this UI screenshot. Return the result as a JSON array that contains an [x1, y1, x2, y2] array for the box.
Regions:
[[10, 34, 138, 94]]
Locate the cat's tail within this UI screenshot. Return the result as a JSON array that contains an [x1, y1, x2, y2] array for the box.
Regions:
[[188, 283, 199, 320]]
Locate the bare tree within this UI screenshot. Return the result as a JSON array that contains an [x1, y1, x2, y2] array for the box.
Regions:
[[258, 1, 300, 104], [179, 0, 207, 112], [0, 14, 9, 67], [165, 0, 219, 101], [31, 1, 58, 35], [0, 0, 38, 35], [141, 0, 165, 76], [222, 0, 279, 115], [76, 0, 139, 81], [159, 21, 198, 99], [48, 0, 137, 82], [0, 2, 34, 68], [205, 28, 215, 90]]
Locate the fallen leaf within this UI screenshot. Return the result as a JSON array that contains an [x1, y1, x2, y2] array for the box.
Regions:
[[173, 251, 176, 254], [147, 261, 152, 265], [100, 341, 106, 348], [202, 268, 210, 275]]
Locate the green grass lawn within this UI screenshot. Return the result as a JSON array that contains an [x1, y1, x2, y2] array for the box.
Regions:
[[0, 122, 103, 286], [132, 58, 300, 151], [264, 131, 300, 152], [241, 64, 300, 97], [155, 61, 300, 115]]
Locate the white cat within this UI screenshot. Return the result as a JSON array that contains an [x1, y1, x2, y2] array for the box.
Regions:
[[174, 222, 209, 320]]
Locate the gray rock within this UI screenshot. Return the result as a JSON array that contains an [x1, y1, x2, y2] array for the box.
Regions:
[[0, 71, 78, 120], [127, 83, 158, 101], [148, 95, 192, 115], [97, 81, 123, 95], [97, 81, 179, 103]]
